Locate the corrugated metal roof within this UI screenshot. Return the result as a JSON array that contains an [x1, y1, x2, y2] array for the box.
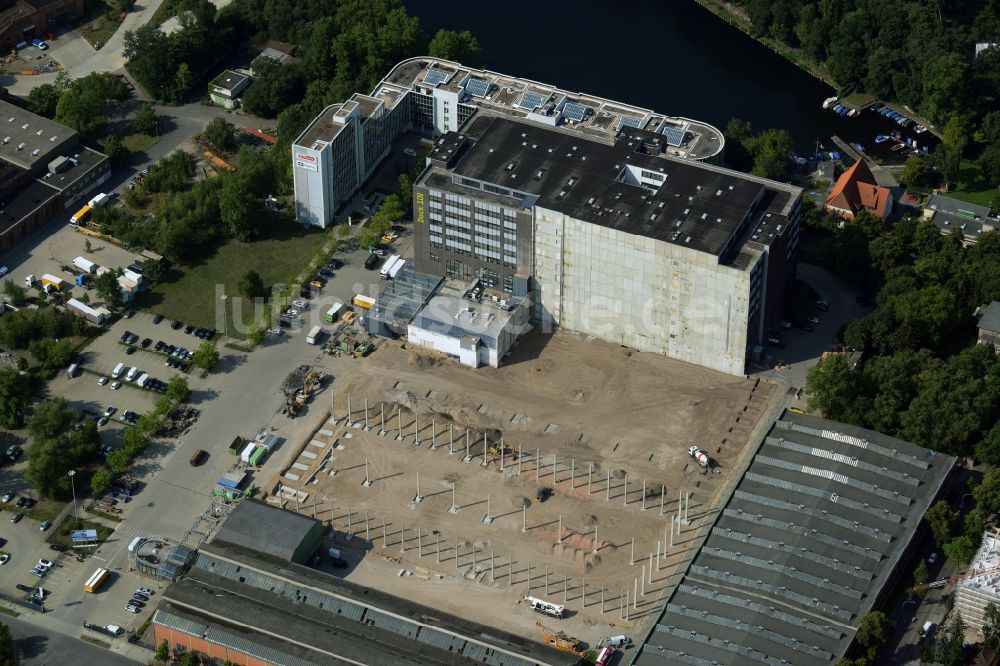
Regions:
[[153, 609, 208, 637], [213, 500, 320, 562], [206, 627, 317, 666]]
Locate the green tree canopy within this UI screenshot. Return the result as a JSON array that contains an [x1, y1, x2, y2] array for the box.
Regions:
[[191, 341, 220, 370], [428, 29, 483, 67], [132, 104, 161, 135], [238, 270, 266, 300], [0, 368, 32, 429], [24, 398, 99, 499], [204, 117, 236, 152]]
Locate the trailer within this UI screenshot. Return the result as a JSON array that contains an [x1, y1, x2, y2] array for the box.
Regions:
[[352, 294, 376, 310], [379, 254, 401, 279], [387, 258, 406, 279], [73, 256, 97, 274], [306, 325, 323, 344], [65, 298, 108, 324], [40, 274, 65, 291]]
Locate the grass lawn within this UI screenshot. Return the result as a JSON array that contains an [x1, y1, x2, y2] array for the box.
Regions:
[[122, 133, 158, 153], [75, 0, 124, 50], [48, 515, 114, 549], [134, 219, 325, 337], [24, 499, 66, 525], [947, 162, 999, 211], [842, 92, 877, 108]]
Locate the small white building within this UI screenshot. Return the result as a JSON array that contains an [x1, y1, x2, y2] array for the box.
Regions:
[[408, 278, 530, 368]]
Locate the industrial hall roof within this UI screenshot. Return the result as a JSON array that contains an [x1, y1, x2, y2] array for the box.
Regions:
[[634, 410, 955, 666]]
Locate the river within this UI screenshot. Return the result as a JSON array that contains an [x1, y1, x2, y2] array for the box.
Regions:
[[404, 0, 931, 159]]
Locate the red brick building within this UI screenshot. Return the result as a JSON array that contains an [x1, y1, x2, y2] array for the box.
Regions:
[[0, 0, 84, 52], [823, 158, 893, 222]]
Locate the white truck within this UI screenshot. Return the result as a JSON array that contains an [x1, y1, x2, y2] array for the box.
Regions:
[[387, 258, 406, 279], [73, 256, 97, 274], [379, 254, 401, 279], [305, 325, 322, 345], [689, 446, 710, 468], [87, 192, 110, 208], [523, 595, 564, 618]]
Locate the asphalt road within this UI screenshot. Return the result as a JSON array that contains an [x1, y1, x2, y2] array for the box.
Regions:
[[4, 613, 140, 665]]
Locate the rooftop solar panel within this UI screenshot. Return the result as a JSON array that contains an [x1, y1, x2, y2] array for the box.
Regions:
[[617, 116, 642, 131], [563, 102, 589, 122], [662, 125, 687, 146], [518, 91, 546, 110], [424, 69, 452, 86], [465, 78, 490, 98]]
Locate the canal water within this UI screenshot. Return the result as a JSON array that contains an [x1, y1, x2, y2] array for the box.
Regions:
[[405, 0, 931, 159]]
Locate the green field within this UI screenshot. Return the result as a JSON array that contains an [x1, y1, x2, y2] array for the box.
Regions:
[[947, 162, 999, 211], [135, 221, 324, 338]]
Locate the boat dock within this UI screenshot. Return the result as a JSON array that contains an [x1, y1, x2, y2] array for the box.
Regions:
[[830, 136, 899, 188]]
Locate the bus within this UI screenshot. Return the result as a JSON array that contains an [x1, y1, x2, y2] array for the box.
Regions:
[[70, 205, 92, 227], [83, 567, 109, 593]]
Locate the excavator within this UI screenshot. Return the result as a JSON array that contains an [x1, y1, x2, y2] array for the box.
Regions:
[[535, 621, 585, 655]]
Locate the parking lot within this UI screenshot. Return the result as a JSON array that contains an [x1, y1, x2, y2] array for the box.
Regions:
[[0, 218, 136, 308], [0, 496, 65, 604]]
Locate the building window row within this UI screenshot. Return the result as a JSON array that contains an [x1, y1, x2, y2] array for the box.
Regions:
[[474, 211, 500, 223], [448, 229, 471, 241], [503, 255, 517, 266], [474, 224, 501, 237], [476, 236, 501, 249], [445, 204, 471, 217], [429, 211, 443, 222], [429, 224, 443, 234], [429, 235, 443, 247], [504, 220, 518, 230], [475, 201, 502, 214], [429, 189, 442, 199], [446, 239, 472, 253], [504, 243, 517, 253], [445, 193, 471, 205], [445, 217, 471, 230], [429, 200, 442, 209]]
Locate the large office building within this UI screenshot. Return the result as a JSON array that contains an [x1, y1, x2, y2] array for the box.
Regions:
[[295, 58, 801, 375], [635, 411, 955, 665], [0, 97, 109, 254], [292, 57, 724, 228]]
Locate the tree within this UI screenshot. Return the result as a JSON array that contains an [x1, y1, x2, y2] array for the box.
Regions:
[[0, 368, 31, 428], [55, 87, 102, 135], [0, 622, 13, 666], [191, 341, 219, 371], [166, 376, 190, 402], [155, 639, 171, 662], [934, 614, 966, 666], [241, 60, 306, 119], [910, 560, 929, 597], [173, 62, 195, 101], [131, 104, 160, 136], [27, 83, 62, 118], [943, 535, 977, 564], [899, 156, 926, 188], [2, 279, 26, 307], [856, 611, 891, 662], [238, 270, 266, 300], [123, 426, 147, 457], [25, 399, 99, 499], [428, 29, 483, 67], [925, 500, 957, 547], [91, 468, 113, 496], [984, 602, 1000, 651], [219, 175, 264, 241], [805, 354, 864, 421], [93, 270, 123, 310], [107, 448, 129, 473], [204, 117, 235, 152]]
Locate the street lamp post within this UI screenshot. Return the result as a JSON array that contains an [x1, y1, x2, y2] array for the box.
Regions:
[[68, 470, 78, 526], [220, 293, 228, 341]]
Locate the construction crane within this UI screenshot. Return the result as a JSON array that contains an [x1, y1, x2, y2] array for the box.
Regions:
[[535, 621, 585, 655], [912, 561, 1000, 591]]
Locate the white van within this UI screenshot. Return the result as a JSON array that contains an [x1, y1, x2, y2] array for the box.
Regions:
[[67, 363, 79, 379], [111, 362, 125, 379], [125, 367, 140, 382], [135, 373, 149, 388]]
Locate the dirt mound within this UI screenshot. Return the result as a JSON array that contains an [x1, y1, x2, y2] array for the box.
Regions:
[[512, 496, 532, 508]]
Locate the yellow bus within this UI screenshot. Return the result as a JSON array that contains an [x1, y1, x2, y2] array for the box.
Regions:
[[83, 567, 109, 593], [70, 205, 92, 227]]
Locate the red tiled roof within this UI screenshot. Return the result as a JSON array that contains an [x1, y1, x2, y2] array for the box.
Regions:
[[824, 159, 891, 219]]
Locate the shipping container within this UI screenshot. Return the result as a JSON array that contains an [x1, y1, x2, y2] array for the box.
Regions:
[[306, 325, 322, 344], [324, 302, 343, 323], [352, 294, 376, 310], [41, 274, 64, 291], [217, 470, 248, 489], [239, 441, 257, 462], [66, 298, 108, 324], [248, 446, 267, 466], [228, 436, 245, 456]]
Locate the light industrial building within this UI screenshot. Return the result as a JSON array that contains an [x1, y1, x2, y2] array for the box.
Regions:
[[0, 97, 109, 254], [151, 500, 576, 666], [292, 57, 724, 228], [634, 411, 955, 666], [923, 192, 997, 245]]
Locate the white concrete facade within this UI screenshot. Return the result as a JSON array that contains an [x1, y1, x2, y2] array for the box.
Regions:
[[533, 206, 753, 375], [408, 327, 487, 367]]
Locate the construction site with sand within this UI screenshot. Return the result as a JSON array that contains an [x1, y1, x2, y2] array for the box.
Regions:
[[260, 330, 785, 653]]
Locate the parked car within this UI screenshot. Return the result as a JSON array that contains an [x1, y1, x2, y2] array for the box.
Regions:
[[124, 605, 140, 614], [98, 376, 108, 386], [327, 258, 344, 269], [132, 592, 149, 602], [140, 338, 152, 348], [1, 492, 13, 503], [368, 247, 388, 257], [292, 300, 307, 309], [39, 521, 51, 531], [171, 320, 183, 330], [137, 587, 154, 596], [0, 554, 8, 565], [37, 559, 53, 569], [10, 513, 23, 523], [97, 416, 109, 426], [816, 299, 829, 312], [319, 268, 335, 278], [103, 406, 116, 417], [807, 316, 820, 325], [278, 319, 291, 329], [110, 381, 121, 390], [152, 314, 164, 324], [49, 544, 67, 552]]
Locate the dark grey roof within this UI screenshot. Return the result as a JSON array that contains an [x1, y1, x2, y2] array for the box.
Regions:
[[926, 192, 997, 242], [0, 99, 79, 172], [981, 301, 1000, 335], [635, 411, 955, 666], [1, 179, 59, 234], [212, 500, 320, 562], [164, 541, 577, 666], [435, 115, 799, 259]]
